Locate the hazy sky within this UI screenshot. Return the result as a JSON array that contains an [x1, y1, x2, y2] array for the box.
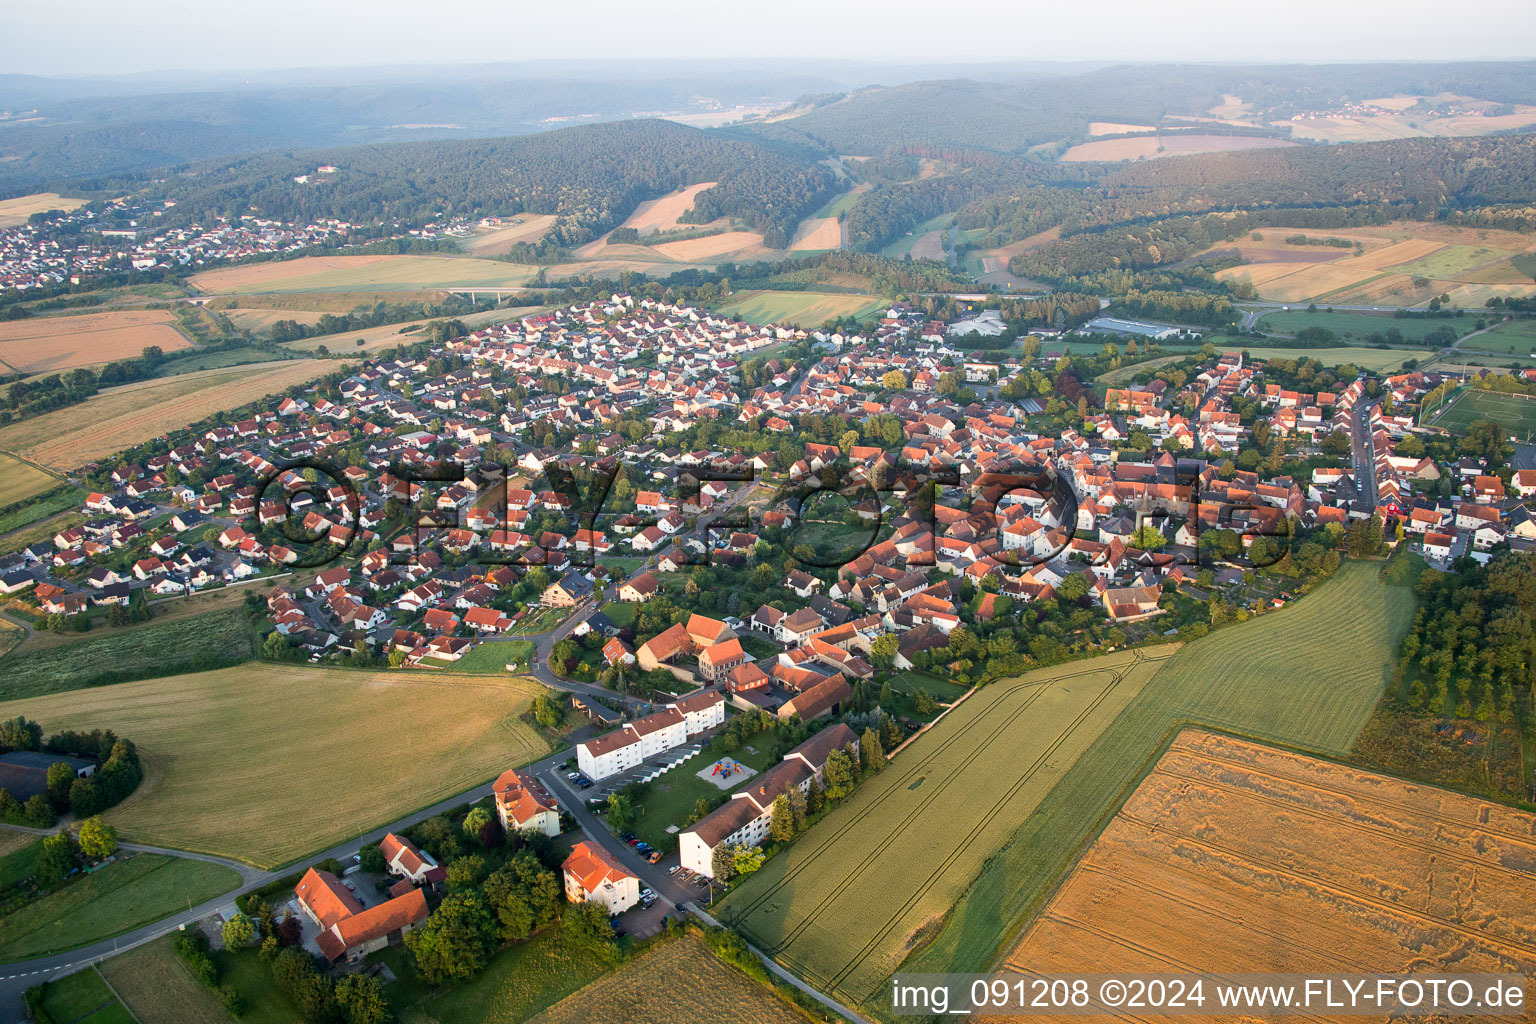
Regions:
[[3, 0, 1534, 76]]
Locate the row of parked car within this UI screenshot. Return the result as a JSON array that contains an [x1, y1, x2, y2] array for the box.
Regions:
[[558, 760, 594, 789], [619, 831, 663, 863]]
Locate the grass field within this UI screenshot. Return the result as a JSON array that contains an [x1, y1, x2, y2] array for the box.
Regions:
[[722, 647, 1179, 1005], [463, 214, 559, 255], [190, 255, 539, 295], [0, 853, 239, 960], [714, 290, 885, 327], [401, 927, 615, 1024], [35, 968, 133, 1024], [152, 344, 292, 376], [0, 835, 41, 888], [1230, 344, 1432, 372], [1461, 317, 1536, 356], [528, 933, 805, 1024], [0, 359, 331, 469], [0, 664, 553, 867], [0, 193, 85, 228], [0, 310, 190, 375], [1061, 134, 1296, 162], [886, 560, 1416, 1017], [1427, 387, 1536, 437], [1254, 309, 1475, 343], [0, 607, 256, 700], [0, 452, 61, 507], [0, 486, 81, 537], [99, 935, 232, 1024], [1001, 729, 1536, 996], [447, 639, 537, 673]]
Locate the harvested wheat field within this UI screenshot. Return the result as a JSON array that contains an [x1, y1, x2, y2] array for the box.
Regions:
[[1248, 264, 1381, 303], [465, 213, 558, 255], [0, 192, 85, 227], [1337, 238, 1447, 270], [1062, 134, 1296, 162], [0, 664, 553, 867], [0, 452, 59, 506], [997, 729, 1536, 1023], [790, 216, 842, 251], [620, 182, 717, 234], [530, 933, 804, 1024], [221, 307, 329, 334], [907, 230, 947, 261], [651, 230, 765, 261], [0, 310, 190, 374], [0, 359, 330, 470], [190, 255, 537, 294], [1215, 261, 1318, 288], [1088, 121, 1157, 135]]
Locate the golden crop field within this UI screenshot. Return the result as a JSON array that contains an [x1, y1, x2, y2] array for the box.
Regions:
[[789, 216, 842, 251], [464, 213, 558, 255], [723, 648, 1178, 1007], [530, 934, 806, 1024], [0, 451, 61, 506], [221, 307, 329, 334], [997, 730, 1536, 1023], [619, 182, 717, 234], [0, 359, 331, 470], [0, 310, 190, 374], [651, 230, 766, 261], [714, 289, 886, 326], [190, 255, 539, 294], [1087, 121, 1157, 135], [0, 664, 553, 867], [0, 192, 86, 227], [1061, 134, 1296, 162]]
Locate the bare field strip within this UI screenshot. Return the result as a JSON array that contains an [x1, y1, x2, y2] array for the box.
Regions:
[[0, 310, 190, 374], [0, 664, 553, 868], [1088, 121, 1156, 135], [0, 360, 330, 470], [723, 648, 1177, 1007], [996, 730, 1536, 1024], [790, 216, 842, 251], [1062, 135, 1296, 162], [464, 213, 558, 255], [189, 255, 538, 294], [0, 192, 85, 227], [907, 230, 947, 261], [1335, 237, 1446, 270], [651, 230, 766, 261], [530, 933, 806, 1024], [1215, 261, 1315, 288], [620, 182, 717, 233], [1251, 264, 1381, 303]]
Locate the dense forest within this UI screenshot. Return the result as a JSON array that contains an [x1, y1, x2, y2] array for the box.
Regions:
[[99, 120, 839, 250]]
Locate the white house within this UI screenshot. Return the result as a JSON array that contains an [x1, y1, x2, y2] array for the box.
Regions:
[[574, 690, 724, 781], [562, 841, 639, 915], [492, 768, 561, 837]]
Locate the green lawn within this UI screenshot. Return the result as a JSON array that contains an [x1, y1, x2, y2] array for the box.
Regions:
[[449, 640, 537, 673], [1, 609, 256, 700], [399, 928, 616, 1024], [38, 968, 133, 1024], [624, 742, 781, 852], [893, 560, 1415, 1013], [217, 947, 304, 1024], [154, 346, 294, 377], [0, 487, 84, 536], [0, 854, 241, 960], [1459, 318, 1536, 356], [600, 602, 636, 629], [0, 837, 42, 890], [1254, 309, 1475, 343]]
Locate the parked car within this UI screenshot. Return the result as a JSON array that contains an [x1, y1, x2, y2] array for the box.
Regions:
[[648, 851, 662, 863], [640, 887, 654, 899], [566, 771, 579, 780]]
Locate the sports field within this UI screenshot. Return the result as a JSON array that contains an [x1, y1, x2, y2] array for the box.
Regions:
[[0, 359, 331, 469], [886, 560, 1416, 1017], [714, 289, 885, 326], [529, 933, 805, 1024], [722, 647, 1179, 1006], [999, 730, 1536, 1012], [189, 255, 539, 294], [0, 664, 553, 867], [0, 452, 60, 507], [1427, 387, 1536, 437], [0, 310, 190, 374]]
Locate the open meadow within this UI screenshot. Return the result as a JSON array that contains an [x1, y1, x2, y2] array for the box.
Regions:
[[714, 290, 885, 326], [996, 730, 1536, 1022], [0, 664, 554, 867], [1461, 317, 1536, 356], [0, 309, 190, 375], [1427, 387, 1536, 437], [190, 255, 539, 294], [0, 452, 60, 507], [0, 359, 331, 469], [885, 560, 1416, 1018], [722, 647, 1179, 1007], [528, 933, 806, 1024], [1254, 309, 1476, 343], [1061, 134, 1296, 162], [0, 192, 85, 227], [99, 936, 232, 1024], [1217, 222, 1536, 306]]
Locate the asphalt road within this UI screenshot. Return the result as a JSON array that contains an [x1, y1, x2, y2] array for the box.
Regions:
[[1351, 398, 1379, 508]]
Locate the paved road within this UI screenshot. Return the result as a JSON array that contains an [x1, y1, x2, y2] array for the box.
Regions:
[[1351, 398, 1379, 508]]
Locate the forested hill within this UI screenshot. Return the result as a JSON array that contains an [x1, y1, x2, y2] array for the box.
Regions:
[[748, 61, 1536, 155], [118, 120, 839, 250]]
